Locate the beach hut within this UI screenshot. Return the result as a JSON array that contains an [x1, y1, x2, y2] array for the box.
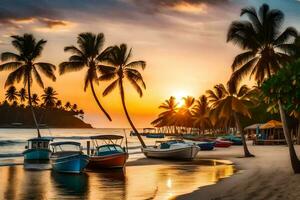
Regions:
[[244, 124, 263, 140], [254, 120, 286, 145]]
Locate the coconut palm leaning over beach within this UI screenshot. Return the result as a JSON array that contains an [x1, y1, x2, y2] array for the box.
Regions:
[[0, 34, 56, 137], [227, 4, 299, 165], [227, 3, 298, 87], [59, 32, 112, 121], [208, 83, 255, 157], [99, 44, 147, 148]]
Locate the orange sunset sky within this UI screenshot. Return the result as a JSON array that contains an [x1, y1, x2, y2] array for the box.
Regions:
[[0, 0, 300, 128]]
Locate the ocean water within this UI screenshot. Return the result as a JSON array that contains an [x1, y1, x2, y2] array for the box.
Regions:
[[0, 128, 151, 157], [0, 128, 235, 200]]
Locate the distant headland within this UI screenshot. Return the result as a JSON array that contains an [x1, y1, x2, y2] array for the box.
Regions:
[[1, 86, 92, 128]]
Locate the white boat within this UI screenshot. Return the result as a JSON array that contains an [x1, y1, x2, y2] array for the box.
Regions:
[[142, 140, 200, 160]]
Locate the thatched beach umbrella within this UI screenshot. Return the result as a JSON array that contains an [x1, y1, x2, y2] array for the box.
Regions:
[[260, 120, 283, 129]]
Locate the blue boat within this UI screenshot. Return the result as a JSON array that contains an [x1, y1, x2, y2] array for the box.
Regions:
[[146, 133, 165, 138], [23, 137, 52, 160], [197, 141, 215, 151], [222, 135, 243, 145], [50, 142, 89, 174]]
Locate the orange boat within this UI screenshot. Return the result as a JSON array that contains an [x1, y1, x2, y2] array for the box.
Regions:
[[87, 135, 128, 169]]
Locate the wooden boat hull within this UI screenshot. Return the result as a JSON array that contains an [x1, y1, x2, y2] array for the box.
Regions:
[[87, 153, 128, 169], [51, 154, 89, 173], [142, 145, 199, 160], [23, 149, 51, 160]]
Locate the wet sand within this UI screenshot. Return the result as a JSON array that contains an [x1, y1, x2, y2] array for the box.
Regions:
[[0, 156, 234, 200], [178, 143, 300, 200]]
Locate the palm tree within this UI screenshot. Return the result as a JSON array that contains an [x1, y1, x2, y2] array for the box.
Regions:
[[206, 84, 229, 129], [208, 83, 255, 157], [65, 101, 71, 111], [59, 32, 112, 121], [192, 95, 211, 134], [5, 86, 18, 103], [173, 96, 195, 130], [0, 34, 56, 137], [151, 96, 178, 128], [99, 44, 146, 147], [294, 36, 300, 59], [72, 104, 78, 112], [41, 87, 58, 108], [18, 88, 27, 105], [31, 94, 40, 106], [55, 100, 62, 109], [227, 4, 298, 87]]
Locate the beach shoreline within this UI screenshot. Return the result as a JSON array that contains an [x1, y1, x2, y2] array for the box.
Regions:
[[177, 143, 300, 200]]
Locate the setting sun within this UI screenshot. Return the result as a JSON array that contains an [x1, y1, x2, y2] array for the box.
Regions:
[[173, 90, 188, 108]]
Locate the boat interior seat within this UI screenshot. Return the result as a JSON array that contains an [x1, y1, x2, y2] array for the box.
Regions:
[[160, 143, 170, 149], [96, 145, 124, 156]]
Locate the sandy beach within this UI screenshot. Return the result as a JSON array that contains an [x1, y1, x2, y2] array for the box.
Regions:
[[178, 143, 300, 200]]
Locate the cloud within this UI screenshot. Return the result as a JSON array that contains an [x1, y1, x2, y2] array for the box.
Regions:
[[131, 0, 230, 14], [0, 1, 72, 30], [37, 18, 69, 28]]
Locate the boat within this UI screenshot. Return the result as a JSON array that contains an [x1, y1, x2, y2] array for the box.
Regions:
[[23, 137, 53, 160], [142, 140, 200, 160], [50, 141, 89, 173], [146, 133, 165, 138], [214, 139, 233, 148], [196, 141, 215, 150], [87, 135, 128, 169], [222, 135, 243, 145]]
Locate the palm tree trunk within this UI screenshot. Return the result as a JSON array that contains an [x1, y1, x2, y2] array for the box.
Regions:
[[27, 77, 41, 138], [278, 100, 300, 173], [297, 121, 300, 145], [119, 79, 146, 148], [233, 112, 254, 157], [90, 80, 112, 121]]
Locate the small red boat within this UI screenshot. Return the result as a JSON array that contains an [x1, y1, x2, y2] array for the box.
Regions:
[[87, 135, 128, 169], [214, 139, 233, 148]]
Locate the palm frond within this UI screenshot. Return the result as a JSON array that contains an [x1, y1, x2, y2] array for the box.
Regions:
[[59, 61, 85, 75], [125, 61, 146, 70], [32, 67, 44, 88], [228, 57, 258, 89], [98, 65, 116, 74], [240, 6, 262, 32], [1, 52, 21, 61], [231, 51, 256, 71], [64, 45, 84, 56], [34, 63, 56, 81], [5, 65, 26, 87], [127, 77, 143, 97], [125, 69, 146, 89], [99, 72, 116, 81], [274, 27, 298, 46], [103, 79, 118, 96], [0, 62, 22, 71]]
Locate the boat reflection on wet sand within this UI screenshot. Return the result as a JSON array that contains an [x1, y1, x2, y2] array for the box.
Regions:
[[0, 159, 235, 200]]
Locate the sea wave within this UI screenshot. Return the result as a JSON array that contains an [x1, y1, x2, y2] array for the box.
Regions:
[[0, 153, 23, 158], [0, 140, 26, 146]]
